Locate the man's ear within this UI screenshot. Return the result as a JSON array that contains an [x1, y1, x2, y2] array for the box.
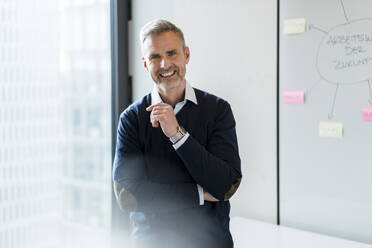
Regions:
[[142, 57, 148, 71], [185, 46, 190, 64]]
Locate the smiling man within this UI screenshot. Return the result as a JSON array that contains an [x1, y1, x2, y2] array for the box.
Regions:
[[113, 19, 242, 248]]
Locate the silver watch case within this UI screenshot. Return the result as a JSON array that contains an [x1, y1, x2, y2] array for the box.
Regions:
[[169, 126, 187, 144]]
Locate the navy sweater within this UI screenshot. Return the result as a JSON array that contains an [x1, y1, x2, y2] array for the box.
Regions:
[[113, 88, 242, 248]]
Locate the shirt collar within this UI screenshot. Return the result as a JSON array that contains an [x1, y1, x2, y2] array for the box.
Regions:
[[151, 81, 198, 106]]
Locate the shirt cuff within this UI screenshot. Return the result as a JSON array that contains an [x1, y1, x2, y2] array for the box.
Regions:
[[172, 132, 190, 150], [197, 184, 204, 205]]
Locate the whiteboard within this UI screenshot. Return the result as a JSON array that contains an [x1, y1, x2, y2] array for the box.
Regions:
[[279, 0, 372, 244]]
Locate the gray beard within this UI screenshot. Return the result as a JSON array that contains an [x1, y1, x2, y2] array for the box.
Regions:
[[155, 78, 184, 92]]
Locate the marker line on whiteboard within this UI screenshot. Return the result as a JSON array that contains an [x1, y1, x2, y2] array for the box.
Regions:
[[308, 24, 327, 34], [305, 79, 322, 98], [328, 83, 339, 120], [340, 0, 350, 23]]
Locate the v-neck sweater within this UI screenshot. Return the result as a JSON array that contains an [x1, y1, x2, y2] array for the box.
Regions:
[[113, 87, 242, 248]]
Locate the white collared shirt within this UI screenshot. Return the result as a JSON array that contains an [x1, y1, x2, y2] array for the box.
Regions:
[[151, 80, 198, 113], [150, 81, 204, 205]]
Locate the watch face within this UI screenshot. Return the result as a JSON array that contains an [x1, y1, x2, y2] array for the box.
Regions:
[[170, 126, 186, 144], [179, 127, 186, 135], [176, 127, 184, 136]]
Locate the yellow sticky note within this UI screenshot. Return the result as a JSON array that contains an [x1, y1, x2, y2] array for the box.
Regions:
[[319, 121, 343, 139], [284, 18, 306, 35]]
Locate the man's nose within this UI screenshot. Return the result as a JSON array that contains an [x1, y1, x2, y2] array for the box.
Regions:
[[160, 58, 169, 69]]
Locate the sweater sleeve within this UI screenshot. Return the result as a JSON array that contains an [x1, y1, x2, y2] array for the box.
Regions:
[[112, 110, 200, 214], [175, 101, 242, 201]]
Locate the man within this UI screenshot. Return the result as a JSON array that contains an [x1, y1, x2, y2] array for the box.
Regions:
[[113, 19, 242, 248]]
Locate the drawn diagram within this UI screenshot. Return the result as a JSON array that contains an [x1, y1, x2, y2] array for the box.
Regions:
[[285, 0, 372, 122]]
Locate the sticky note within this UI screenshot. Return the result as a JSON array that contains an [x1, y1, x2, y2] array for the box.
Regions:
[[284, 18, 306, 35], [319, 121, 343, 139], [362, 107, 372, 122], [283, 90, 305, 104]]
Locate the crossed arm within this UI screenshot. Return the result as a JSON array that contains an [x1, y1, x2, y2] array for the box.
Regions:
[[113, 102, 242, 213]]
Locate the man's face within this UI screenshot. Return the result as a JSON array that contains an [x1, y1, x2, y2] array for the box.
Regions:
[[142, 31, 190, 91]]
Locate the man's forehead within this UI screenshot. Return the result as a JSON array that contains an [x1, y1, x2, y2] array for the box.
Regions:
[[142, 32, 183, 54]]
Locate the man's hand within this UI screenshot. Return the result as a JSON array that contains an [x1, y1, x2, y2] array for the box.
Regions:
[[146, 103, 179, 138], [204, 189, 219, 202]]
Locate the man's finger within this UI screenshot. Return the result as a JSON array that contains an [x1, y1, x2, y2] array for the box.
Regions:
[[146, 103, 166, 112], [146, 105, 155, 112], [152, 113, 166, 122], [152, 109, 166, 115], [150, 115, 159, 127], [152, 120, 159, 127]]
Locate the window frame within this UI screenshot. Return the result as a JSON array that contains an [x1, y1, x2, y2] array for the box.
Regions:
[[110, 0, 132, 237]]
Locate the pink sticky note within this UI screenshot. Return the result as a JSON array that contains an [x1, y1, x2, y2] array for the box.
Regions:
[[362, 107, 372, 122], [283, 90, 305, 104]]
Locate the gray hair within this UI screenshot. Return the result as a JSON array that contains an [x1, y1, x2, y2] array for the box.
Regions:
[[140, 19, 186, 50]]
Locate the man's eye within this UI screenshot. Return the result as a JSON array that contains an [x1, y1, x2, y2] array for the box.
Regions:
[[150, 55, 160, 60], [168, 51, 176, 56]]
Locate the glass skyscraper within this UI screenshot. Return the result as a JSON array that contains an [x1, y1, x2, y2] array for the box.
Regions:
[[0, 0, 112, 247]]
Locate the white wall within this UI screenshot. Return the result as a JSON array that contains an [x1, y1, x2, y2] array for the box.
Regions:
[[130, 0, 277, 223]]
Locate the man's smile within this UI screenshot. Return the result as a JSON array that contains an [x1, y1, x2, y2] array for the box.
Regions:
[[159, 69, 177, 78]]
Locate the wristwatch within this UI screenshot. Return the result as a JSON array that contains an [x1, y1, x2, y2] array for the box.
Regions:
[[169, 126, 187, 144]]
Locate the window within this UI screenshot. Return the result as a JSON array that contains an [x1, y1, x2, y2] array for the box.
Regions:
[[0, 0, 112, 247]]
